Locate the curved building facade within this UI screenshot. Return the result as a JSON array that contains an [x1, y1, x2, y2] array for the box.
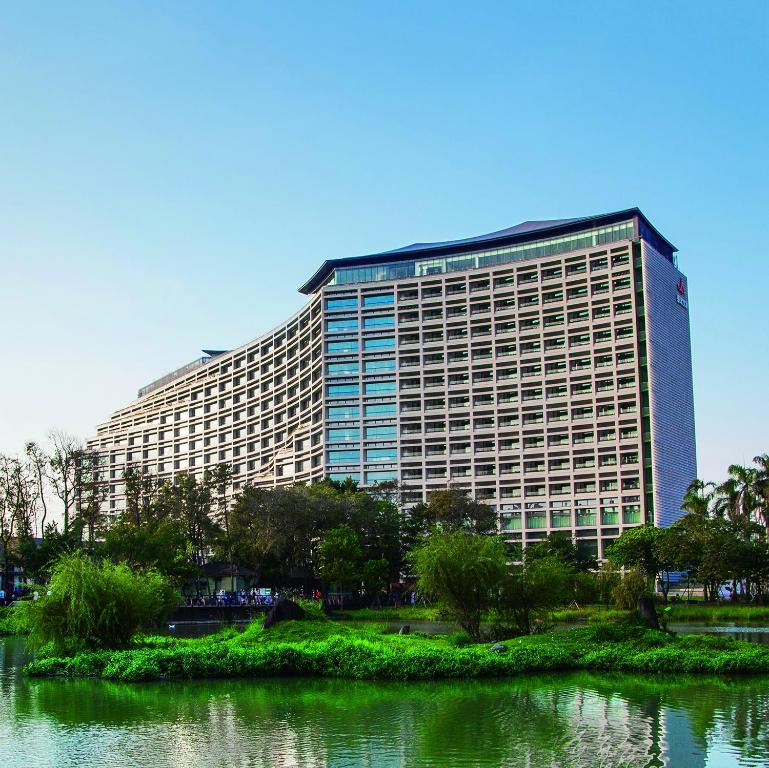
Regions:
[[88, 208, 696, 558]]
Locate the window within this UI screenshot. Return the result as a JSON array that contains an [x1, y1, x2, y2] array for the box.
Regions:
[[326, 297, 358, 310], [365, 381, 396, 395], [328, 472, 360, 482], [363, 315, 394, 329], [328, 450, 360, 464], [364, 359, 396, 373], [366, 470, 398, 483], [327, 340, 359, 354], [328, 405, 359, 419], [363, 294, 394, 307], [366, 426, 397, 440], [366, 448, 397, 462], [327, 428, 360, 442], [623, 505, 642, 524], [327, 318, 359, 332], [328, 384, 359, 398], [364, 337, 395, 351], [365, 403, 396, 417], [526, 510, 547, 528], [327, 362, 360, 376]]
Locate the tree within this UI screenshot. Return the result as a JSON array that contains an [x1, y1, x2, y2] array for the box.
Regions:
[[73, 449, 108, 547], [752, 454, 769, 532], [48, 431, 81, 536], [497, 555, 573, 634], [0, 454, 39, 594], [123, 464, 162, 527], [605, 525, 678, 602], [408, 531, 507, 641], [25, 442, 49, 536], [410, 486, 497, 535], [157, 472, 219, 568], [681, 479, 715, 519], [102, 514, 197, 584], [526, 532, 597, 573], [16, 523, 82, 583], [206, 463, 235, 587], [361, 558, 389, 604], [229, 485, 320, 583], [317, 525, 362, 600], [24, 551, 176, 654]]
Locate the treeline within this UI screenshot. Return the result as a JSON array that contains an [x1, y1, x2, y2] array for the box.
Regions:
[[3, 428, 768, 608], [0, 433, 107, 594], [605, 455, 769, 602]]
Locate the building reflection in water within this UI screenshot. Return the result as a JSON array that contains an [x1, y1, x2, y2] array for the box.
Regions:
[[3, 640, 769, 768]]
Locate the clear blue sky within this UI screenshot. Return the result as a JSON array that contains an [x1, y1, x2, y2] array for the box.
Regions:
[[1, 1, 766, 483]]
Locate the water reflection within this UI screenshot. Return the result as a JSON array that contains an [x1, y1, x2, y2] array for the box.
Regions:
[[2, 637, 769, 767]]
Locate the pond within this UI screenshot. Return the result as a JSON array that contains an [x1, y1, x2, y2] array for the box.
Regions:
[[2, 636, 769, 767]]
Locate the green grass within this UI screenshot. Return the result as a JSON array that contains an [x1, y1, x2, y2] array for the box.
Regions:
[[664, 604, 769, 622], [551, 603, 769, 625], [343, 607, 442, 622], [23, 612, 769, 683], [550, 606, 631, 623]]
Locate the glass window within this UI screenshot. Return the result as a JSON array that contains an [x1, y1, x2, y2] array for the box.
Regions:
[[364, 359, 396, 373], [330, 222, 637, 288], [327, 428, 360, 442], [363, 315, 394, 329], [327, 318, 359, 332], [326, 297, 358, 310], [363, 294, 394, 307], [327, 340, 359, 354], [365, 403, 396, 417], [328, 405, 359, 419], [365, 381, 396, 395], [328, 472, 360, 483], [366, 425, 397, 440], [328, 450, 360, 464], [366, 470, 397, 483], [327, 362, 360, 376], [623, 506, 642, 524], [327, 384, 359, 397], [366, 448, 397, 462], [363, 337, 395, 350], [576, 510, 597, 527]]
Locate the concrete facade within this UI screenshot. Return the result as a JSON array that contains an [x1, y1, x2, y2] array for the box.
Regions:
[[88, 208, 696, 558]]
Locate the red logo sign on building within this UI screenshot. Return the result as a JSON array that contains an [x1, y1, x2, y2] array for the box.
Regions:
[[676, 278, 686, 296]]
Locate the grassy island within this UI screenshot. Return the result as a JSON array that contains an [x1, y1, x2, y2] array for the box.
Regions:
[[24, 610, 769, 683]]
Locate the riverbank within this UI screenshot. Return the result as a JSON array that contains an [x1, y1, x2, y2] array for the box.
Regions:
[[24, 612, 769, 682], [345, 603, 769, 625]]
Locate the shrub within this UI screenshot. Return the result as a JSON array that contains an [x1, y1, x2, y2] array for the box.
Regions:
[[25, 551, 177, 654], [446, 631, 472, 648], [0, 604, 29, 636], [611, 568, 652, 610], [408, 531, 508, 641]]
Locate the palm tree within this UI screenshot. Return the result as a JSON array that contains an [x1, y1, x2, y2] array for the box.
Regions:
[[681, 478, 714, 518], [714, 464, 759, 539], [753, 454, 769, 531]]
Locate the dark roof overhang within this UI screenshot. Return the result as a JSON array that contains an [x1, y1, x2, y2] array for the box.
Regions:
[[298, 207, 676, 294]]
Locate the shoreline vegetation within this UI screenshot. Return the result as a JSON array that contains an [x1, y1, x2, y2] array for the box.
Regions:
[[343, 604, 769, 624], [19, 607, 769, 683]]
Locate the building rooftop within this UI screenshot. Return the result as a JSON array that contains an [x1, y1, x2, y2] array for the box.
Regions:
[[299, 207, 675, 294]]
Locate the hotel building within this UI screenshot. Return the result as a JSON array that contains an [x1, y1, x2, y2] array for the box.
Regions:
[[88, 208, 696, 557]]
